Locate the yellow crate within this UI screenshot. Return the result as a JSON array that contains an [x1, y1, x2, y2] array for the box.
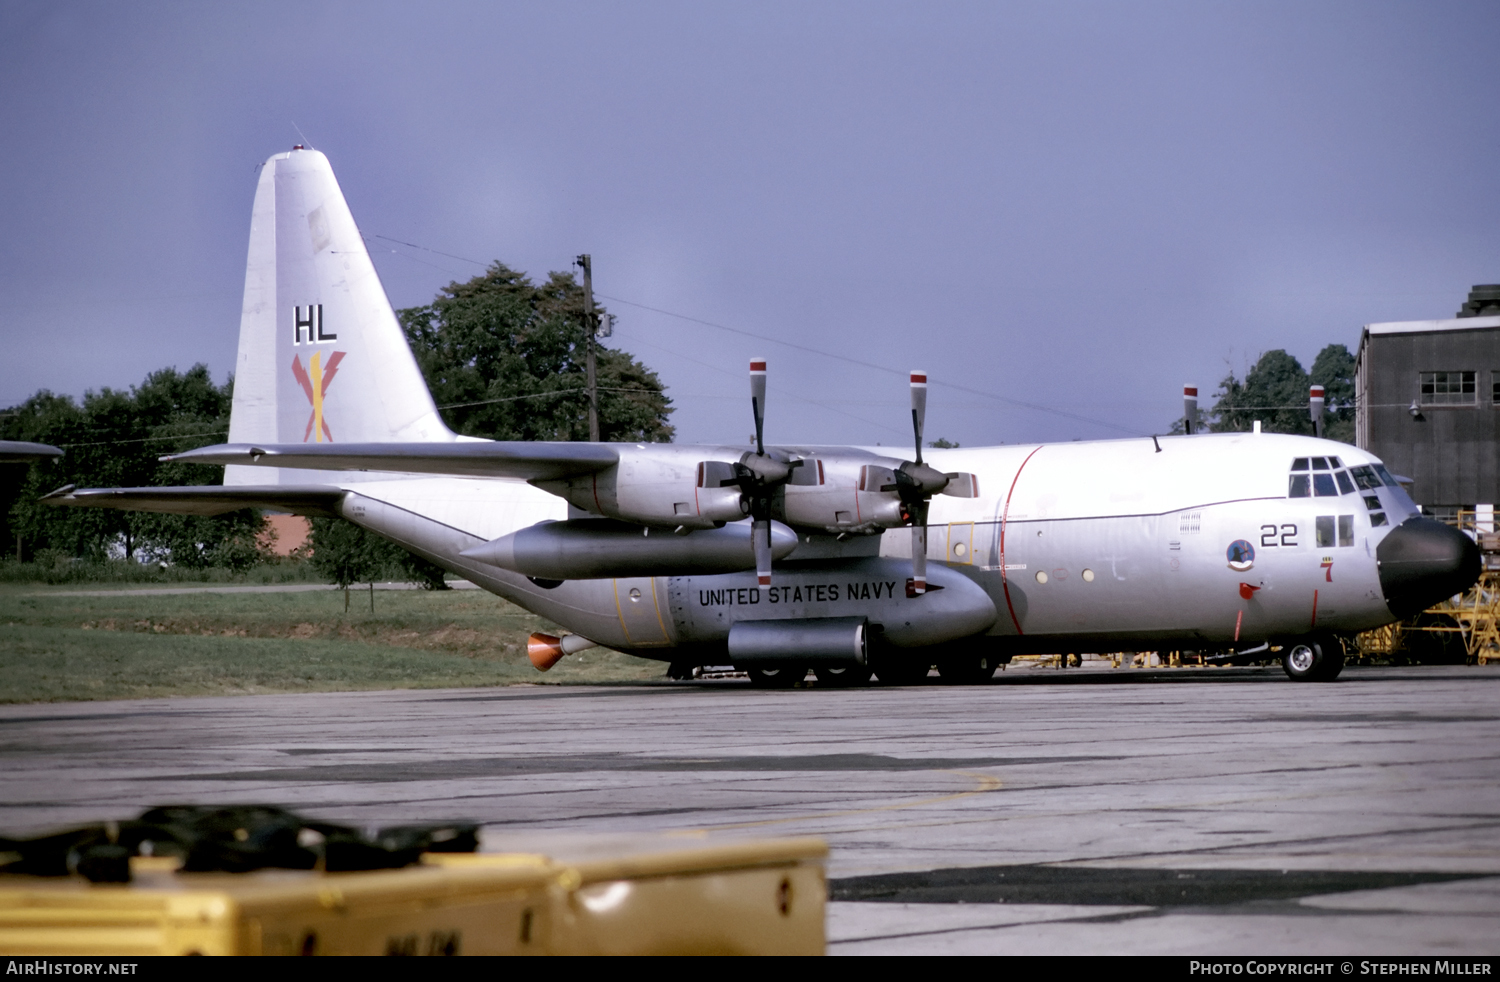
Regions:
[[0, 838, 826, 956]]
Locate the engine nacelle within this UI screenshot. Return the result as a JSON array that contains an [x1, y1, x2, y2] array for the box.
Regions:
[[772, 458, 907, 533], [460, 518, 798, 579], [533, 445, 749, 529]]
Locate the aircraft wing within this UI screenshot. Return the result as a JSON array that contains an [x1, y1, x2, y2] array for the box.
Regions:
[[40, 484, 348, 517], [165, 442, 621, 480], [0, 441, 64, 463]]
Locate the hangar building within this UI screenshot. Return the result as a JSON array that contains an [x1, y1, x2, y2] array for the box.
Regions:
[[1356, 285, 1500, 525]]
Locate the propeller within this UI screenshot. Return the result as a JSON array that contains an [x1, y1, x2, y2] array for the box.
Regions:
[[885, 371, 980, 595], [730, 359, 798, 585]]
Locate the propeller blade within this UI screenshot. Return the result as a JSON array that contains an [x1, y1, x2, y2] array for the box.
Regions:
[[940, 472, 980, 498], [910, 370, 927, 465], [911, 522, 927, 595], [750, 358, 767, 455], [753, 518, 773, 586]]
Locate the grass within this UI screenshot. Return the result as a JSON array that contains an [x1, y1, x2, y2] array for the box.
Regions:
[[0, 585, 666, 703]]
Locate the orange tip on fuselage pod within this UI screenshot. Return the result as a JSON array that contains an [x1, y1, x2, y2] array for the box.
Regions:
[[528, 633, 567, 671]]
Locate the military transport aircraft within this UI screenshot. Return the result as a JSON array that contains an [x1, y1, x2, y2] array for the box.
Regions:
[[42, 148, 1480, 686]]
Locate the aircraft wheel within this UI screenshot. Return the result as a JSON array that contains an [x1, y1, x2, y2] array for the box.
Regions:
[[873, 656, 932, 686], [936, 653, 1000, 685], [813, 664, 873, 688], [745, 665, 806, 689], [1282, 635, 1343, 682]]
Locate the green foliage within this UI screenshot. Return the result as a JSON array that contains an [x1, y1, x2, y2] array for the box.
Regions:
[[306, 517, 449, 590], [928, 438, 960, 449], [398, 262, 674, 442], [1, 262, 678, 589], [0, 366, 268, 566], [1206, 344, 1356, 442]]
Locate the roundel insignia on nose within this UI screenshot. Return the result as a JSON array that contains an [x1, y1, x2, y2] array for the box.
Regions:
[[1227, 539, 1255, 572]]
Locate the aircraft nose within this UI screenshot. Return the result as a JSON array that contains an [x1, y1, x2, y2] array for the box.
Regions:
[[1376, 517, 1481, 618]]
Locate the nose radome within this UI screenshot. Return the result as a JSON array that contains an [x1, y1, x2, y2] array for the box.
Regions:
[[1376, 517, 1481, 618]]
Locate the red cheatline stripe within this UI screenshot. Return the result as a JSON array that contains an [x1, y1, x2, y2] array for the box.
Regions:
[[999, 445, 1045, 636]]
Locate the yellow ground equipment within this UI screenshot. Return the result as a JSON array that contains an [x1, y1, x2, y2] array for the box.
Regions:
[[0, 837, 826, 956]]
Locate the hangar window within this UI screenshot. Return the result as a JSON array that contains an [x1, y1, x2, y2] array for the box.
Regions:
[[1419, 370, 1476, 406]]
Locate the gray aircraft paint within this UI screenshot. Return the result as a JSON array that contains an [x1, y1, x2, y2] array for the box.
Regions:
[[46, 149, 1467, 669]]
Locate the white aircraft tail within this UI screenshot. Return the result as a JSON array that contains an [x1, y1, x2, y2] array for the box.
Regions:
[[225, 148, 455, 485]]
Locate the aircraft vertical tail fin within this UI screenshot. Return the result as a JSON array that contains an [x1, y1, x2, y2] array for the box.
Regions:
[[226, 148, 455, 486]]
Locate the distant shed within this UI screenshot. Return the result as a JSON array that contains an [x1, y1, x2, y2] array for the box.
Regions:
[[1355, 285, 1500, 515]]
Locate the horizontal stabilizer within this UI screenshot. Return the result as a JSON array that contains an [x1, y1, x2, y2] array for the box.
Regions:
[[168, 442, 619, 481], [40, 484, 347, 517], [0, 441, 63, 463]]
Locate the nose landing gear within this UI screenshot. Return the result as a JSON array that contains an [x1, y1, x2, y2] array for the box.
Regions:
[[1282, 634, 1345, 682]]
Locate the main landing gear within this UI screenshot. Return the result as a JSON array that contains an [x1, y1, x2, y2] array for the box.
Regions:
[[1281, 634, 1345, 682]]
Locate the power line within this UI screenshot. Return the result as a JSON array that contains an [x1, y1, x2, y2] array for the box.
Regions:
[[368, 233, 1142, 436]]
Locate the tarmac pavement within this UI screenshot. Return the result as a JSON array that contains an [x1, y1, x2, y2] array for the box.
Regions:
[[2, 664, 1497, 955]]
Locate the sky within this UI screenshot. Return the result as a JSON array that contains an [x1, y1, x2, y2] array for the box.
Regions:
[[2, 0, 1497, 448]]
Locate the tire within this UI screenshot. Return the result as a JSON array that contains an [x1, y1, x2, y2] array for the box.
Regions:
[[813, 664, 874, 688], [745, 665, 806, 689], [936, 653, 1001, 685], [1282, 635, 1343, 682]]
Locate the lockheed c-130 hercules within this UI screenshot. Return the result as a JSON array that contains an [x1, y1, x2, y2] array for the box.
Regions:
[[41, 148, 1480, 686]]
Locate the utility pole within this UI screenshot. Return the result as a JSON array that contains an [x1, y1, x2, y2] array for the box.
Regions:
[[576, 254, 599, 442]]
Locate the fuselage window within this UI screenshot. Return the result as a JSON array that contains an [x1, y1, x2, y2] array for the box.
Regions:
[[1339, 515, 1354, 546], [1313, 472, 1338, 496], [1289, 474, 1310, 497], [1316, 515, 1335, 547], [1334, 470, 1355, 495]]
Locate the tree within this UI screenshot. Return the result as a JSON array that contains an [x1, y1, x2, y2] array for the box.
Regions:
[[1, 366, 265, 565], [1309, 344, 1356, 443], [307, 261, 676, 586], [398, 263, 674, 442], [1206, 344, 1357, 442]]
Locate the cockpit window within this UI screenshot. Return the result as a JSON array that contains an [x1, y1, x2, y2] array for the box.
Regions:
[[1334, 470, 1355, 495], [1291, 458, 1309, 472], [1313, 472, 1337, 496], [1289, 474, 1310, 497], [1373, 464, 1400, 488], [1329, 456, 1343, 468], [1349, 465, 1383, 491], [1310, 457, 1330, 470]]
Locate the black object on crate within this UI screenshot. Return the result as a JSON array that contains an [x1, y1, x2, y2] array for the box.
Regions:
[[0, 805, 478, 883]]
